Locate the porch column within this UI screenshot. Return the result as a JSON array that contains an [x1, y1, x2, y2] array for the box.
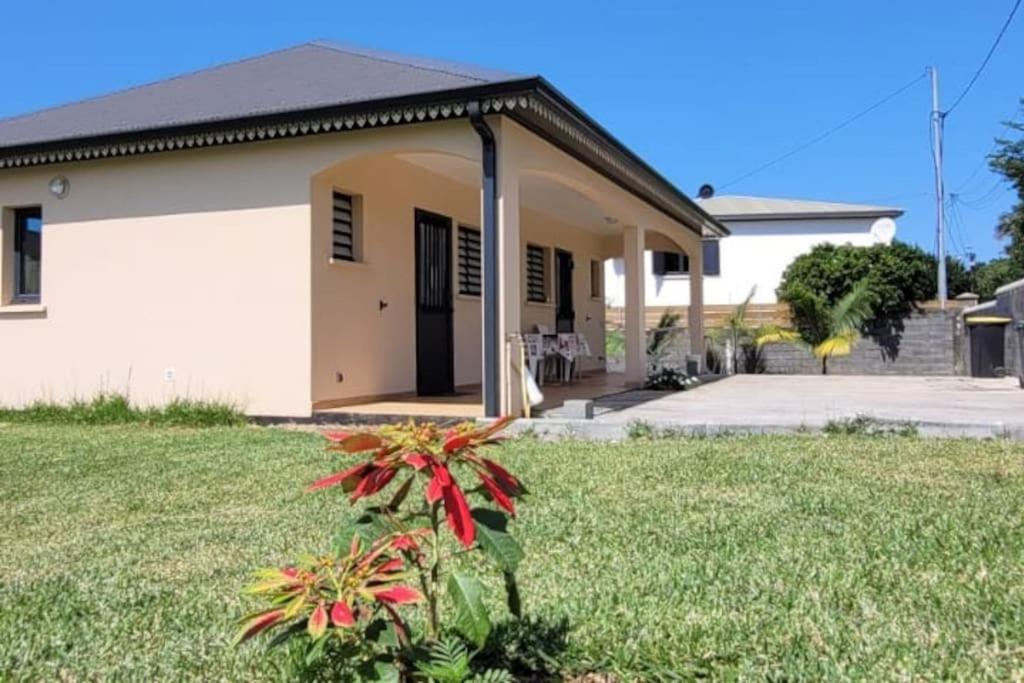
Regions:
[[623, 225, 646, 387], [688, 244, 704, 371], [496, 130, 524, 416]]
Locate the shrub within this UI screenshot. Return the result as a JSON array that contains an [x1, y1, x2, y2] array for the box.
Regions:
[[236, 418, 525, 680], [777, 241, 935, 330], [0, 394, 245, 427]]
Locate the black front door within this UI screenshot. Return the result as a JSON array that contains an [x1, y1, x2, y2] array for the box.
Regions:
[[415, 209, 455, 395], [970, 324, 1006, 377], [555, 249, 574, 333]]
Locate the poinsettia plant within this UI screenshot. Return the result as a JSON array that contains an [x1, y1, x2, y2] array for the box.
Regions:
[[236, 417, 525, 680]]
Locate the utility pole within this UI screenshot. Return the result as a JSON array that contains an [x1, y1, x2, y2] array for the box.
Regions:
[[929, 66, 948, 307]]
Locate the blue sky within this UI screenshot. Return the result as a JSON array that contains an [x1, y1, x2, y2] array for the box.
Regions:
[[2, 1, 1021, 262]]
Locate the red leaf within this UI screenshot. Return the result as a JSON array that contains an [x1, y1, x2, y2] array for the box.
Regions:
[[372, 585, 424, 604], [330, 601, 355, 627], [473, 415, 514, 441], [323, 431, 352, 442], [442, 480, 476, 548], [350, 466, 396, 502], [340, 433, 383, 453], [403, 453, 434, 470], [308, 602, 328, 639], [482, 458, 523, 496], [479, 473, 516, 517], [426, 464, 451, 504], [377, 557, 404, 574], [281, 566, 299, 579], [236, 609, 284, 644], [306, 462, 373, 492], [442, 433, 472, 453], [392, 529, 431, 551]]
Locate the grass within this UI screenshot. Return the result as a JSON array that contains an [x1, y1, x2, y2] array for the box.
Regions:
[[2, 426, 1024, 680], [0, 393, 246, 427]]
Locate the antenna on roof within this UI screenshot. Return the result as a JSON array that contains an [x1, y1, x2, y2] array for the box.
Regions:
[[697, 184, 715, 199]]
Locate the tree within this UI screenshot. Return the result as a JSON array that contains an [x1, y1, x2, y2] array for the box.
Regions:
[[971, 257, 1024, 299], [759, 280, 875, 374], [776, 241, 936, 359], [989, 103, 1024, 270]]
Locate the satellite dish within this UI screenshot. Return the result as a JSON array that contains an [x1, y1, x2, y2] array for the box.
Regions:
[[697, 184, 715, 199]]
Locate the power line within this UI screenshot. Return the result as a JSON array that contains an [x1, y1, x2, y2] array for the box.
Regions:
[[719, 72, 927, 190], [944, 0, 1022, 117]]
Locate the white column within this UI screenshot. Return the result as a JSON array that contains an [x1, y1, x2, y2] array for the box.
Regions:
[[496, 124, 523, 416], [623, 225, 646, 387], [688, 245, 704, 372]]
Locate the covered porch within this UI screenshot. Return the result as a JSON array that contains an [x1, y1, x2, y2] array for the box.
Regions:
[[308, 103, 724, 420]]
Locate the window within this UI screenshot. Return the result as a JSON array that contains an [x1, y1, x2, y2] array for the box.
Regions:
[[457, 226, 481, 296], [331, 191, 358, 262], [702, 239, 721, 276], [14, 207, 42, 303], [652, 250, 689, 275], [590, 259, 602, 299], [525, 244, 548, 303], [652, 239, 721, 276]]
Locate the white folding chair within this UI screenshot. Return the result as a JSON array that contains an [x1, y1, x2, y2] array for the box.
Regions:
[[557, 333, 581, 383], [523, 333, 546, 387]]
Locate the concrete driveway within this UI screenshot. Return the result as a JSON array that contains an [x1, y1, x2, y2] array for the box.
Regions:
[[585, 375, 1024, 437]]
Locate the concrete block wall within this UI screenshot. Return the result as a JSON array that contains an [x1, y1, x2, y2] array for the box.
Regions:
[[758, 310, 959, 375]]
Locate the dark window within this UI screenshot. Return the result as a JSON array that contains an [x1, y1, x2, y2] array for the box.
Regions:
[[652, 250, 689, 275], [526, 244, 547, 303], [652, 239, 721, 276], [14, 207, 42, 302], [702, 240, 721, 276], [457, 226, 481, 296], [332, 191, 356, 261], [590, 259, 602, 298]]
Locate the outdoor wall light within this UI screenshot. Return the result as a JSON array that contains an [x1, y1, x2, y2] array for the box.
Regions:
[[48, 175, 70, 199]]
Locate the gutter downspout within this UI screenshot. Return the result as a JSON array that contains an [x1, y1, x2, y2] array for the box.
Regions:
[[468, 102, 500, 417]]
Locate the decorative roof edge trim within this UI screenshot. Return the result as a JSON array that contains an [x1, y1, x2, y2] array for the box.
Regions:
[[0, 79, 727, 238]]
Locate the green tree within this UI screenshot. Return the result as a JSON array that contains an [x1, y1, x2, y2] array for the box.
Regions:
[[971, 257, 1024, 299], [777, 241, 935, 338], [989, 103, 1024, 270]]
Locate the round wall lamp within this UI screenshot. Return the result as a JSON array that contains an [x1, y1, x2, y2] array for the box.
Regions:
[[48, 175, 70, 199]]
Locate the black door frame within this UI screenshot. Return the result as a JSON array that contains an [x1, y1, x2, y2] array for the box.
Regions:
[[414, 208, 455, 395], [555, 248, 574, 333]]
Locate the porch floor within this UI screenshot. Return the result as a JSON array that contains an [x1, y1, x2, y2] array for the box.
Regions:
[[314, 371, 631, 421]]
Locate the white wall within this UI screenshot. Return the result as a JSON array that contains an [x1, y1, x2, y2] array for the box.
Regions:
[[605, 216, 896, 306]]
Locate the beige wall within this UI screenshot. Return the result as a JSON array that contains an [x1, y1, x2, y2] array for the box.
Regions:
[[0, 143, 314, 416], [0, 115, 689, 417]]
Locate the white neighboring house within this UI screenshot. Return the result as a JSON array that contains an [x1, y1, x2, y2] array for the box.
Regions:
[[604, 194, 902, 306]]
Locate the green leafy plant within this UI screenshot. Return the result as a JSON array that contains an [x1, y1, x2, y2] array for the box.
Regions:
[[758, 280, 875, 374], [236, 418, 525, 680], [647, 309, 682, 371]]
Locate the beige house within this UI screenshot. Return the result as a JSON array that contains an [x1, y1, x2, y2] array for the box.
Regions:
[[0, 42, 725, 418]]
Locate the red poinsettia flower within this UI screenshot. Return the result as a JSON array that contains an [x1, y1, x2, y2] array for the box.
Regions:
[[309, 417, 522, 549], [236, 533, 423, 644]]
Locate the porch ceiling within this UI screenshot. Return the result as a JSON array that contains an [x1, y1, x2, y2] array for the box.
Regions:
[[396, 151, 618, 235]]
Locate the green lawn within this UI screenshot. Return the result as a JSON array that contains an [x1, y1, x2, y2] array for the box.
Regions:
[[2, 425, 1023, 681]]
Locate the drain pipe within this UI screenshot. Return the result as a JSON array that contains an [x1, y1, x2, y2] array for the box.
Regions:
[[468, 101, 500, 417]]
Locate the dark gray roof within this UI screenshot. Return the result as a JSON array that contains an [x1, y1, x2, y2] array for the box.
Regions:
[[0, 41, 528, 149]]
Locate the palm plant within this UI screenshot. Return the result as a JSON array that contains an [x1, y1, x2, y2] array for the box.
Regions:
[[757, 280, 875, 375], [647, 308, 682, 371], [711, 286, 756, 374]]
